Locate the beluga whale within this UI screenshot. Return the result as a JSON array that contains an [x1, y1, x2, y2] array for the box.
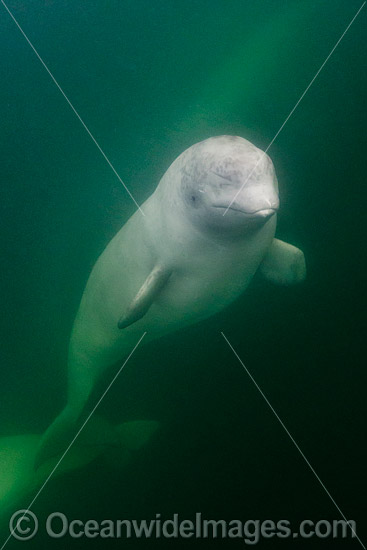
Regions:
[[35, 135, 306, 469]]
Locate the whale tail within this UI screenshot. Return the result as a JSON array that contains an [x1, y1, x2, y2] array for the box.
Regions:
[[33, 404, 84, 471], [0, 419, 159, 523], [33, 404, 159, 473]]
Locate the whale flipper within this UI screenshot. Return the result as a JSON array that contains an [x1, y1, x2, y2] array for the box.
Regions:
[[118, 264, 172, 329], [258, 238, 306, 285]]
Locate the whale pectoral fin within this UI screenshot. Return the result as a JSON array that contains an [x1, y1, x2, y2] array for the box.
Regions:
[[259, 238, 306, 285], [118, 265, 172, 329]]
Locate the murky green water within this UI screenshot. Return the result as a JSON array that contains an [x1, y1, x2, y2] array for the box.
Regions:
[[1, 1, 366, 548]]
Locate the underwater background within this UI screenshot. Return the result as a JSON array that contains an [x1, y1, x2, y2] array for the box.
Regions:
[[0, 0, 366, 547]]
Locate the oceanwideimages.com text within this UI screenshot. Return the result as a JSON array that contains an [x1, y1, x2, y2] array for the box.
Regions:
[[10, 510, 358, 544]]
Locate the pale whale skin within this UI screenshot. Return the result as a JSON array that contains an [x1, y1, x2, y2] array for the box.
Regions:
[[35, 135, 306, 467]]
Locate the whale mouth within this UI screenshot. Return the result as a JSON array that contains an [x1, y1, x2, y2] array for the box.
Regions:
[[213, 206, 277, 218]]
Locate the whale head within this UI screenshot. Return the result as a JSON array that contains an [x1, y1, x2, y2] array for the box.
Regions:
[[178, 135, 279, 235]]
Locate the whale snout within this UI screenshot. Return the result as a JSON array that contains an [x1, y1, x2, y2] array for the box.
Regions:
[[216, 195, 279, 218], [249, 207, 277, 218], [229, 188, 279, 217]]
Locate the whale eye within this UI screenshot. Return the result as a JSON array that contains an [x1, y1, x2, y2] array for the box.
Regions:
[[189, 194, 200, 208]]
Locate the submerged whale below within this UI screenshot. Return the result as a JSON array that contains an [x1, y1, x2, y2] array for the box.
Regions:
[[32, 135, 306, 470]]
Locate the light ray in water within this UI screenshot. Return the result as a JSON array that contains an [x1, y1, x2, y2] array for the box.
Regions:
[[0, 0, 145, 216], [221, 332, 366, 550], [223, 1, 366, 216]]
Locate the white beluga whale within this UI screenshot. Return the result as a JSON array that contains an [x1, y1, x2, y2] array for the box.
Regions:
[[34, 135, 306, 468]]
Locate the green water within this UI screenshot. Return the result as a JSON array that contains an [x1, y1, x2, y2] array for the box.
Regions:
[[1, 0, 366, 547]]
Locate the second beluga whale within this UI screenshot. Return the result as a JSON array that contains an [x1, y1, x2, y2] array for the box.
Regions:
[[35, 135, 306, 468]]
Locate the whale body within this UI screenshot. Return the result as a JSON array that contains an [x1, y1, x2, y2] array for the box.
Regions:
[[35, 135, 306, 468]]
